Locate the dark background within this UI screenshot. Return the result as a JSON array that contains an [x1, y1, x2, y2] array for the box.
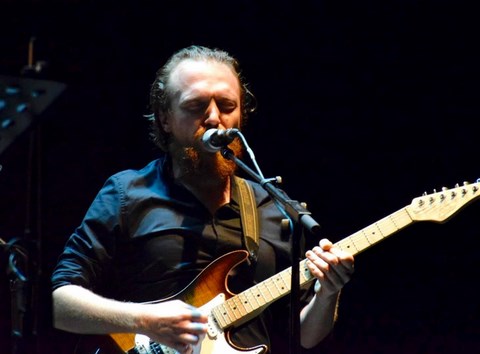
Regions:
[[1, 1, 480, 353]]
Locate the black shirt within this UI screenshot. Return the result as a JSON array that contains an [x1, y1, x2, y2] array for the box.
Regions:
[[51, 155, 312, 352]]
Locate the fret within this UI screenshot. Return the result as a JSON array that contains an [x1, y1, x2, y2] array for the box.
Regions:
[[279, 269, 291, 292], [377, 217, 396, 237], [254, 282, 272, 305], [211, 306, 228, 328], [264, 277, 281, 298], [237, 291, 255, 312], [267, 277, 282, 297], [259, 281, 277, 302], [212, 305, 231, 329], [247, 285, 266, 307], [336, 236, 358, 253], [391, 209, 413, 229], [272, 273, 288, 296], [223, 300, 240, 322], [229, 294, 247, 317], [336, 208, 415, 256], [362, 223, 383, 244], [213, 303, 235, 327]]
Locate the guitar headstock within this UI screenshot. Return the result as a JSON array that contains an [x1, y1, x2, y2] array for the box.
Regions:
[[408, 180, 480, 222]]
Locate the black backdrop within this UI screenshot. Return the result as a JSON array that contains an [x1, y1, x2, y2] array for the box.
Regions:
[[1, 1, 480, 353]]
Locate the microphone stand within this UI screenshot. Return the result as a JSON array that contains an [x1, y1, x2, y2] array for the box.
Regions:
[[1, 236, 31, 354], [221, 147, 321, 354]]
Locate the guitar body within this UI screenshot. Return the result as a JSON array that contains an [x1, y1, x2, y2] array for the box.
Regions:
[[75, 250, 267, 354]]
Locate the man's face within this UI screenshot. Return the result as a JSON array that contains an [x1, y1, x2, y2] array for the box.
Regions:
[[162, 59, 242, 149], [162, 59, 243, 179]]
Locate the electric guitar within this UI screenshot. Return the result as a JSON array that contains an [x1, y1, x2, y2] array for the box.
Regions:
[[75, 180, 480, 354]]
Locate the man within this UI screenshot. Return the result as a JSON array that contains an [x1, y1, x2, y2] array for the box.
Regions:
[[51, 45, 354, 354]]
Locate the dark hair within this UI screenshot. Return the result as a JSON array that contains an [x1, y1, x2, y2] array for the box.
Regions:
[[145, 45, 256, 151]]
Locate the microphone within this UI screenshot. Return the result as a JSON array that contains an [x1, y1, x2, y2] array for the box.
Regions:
[[201, 128, 239, 153]]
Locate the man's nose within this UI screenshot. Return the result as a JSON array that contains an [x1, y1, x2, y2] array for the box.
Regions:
[[204, 101, 221, 126]]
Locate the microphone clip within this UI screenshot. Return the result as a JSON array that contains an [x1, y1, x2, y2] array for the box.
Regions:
[[201, 128, 239, 153]]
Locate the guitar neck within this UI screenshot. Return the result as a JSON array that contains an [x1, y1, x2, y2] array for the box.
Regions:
[[212, 206, 414, 329], [335, 206, 413, 256]]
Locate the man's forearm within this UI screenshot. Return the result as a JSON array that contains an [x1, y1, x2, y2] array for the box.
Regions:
[[300, 290, 340, 349], [52, 284, 140, 334]]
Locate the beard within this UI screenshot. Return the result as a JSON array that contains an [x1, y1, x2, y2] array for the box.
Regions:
[[168, 130, 243, 186]]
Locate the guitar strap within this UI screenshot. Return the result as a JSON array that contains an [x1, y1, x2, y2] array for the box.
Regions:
[[233, 176, 259, 262]]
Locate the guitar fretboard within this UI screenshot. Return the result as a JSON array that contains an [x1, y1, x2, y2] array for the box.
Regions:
[[211, 207, 414, 329], [211, 260, 305, 329], [335, 207, 413, 255]]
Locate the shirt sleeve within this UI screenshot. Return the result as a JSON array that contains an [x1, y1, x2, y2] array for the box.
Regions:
[[51, 175, 123, 293]]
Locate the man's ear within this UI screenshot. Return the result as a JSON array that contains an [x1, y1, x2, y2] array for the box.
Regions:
[[159, 112, 171, 133]]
